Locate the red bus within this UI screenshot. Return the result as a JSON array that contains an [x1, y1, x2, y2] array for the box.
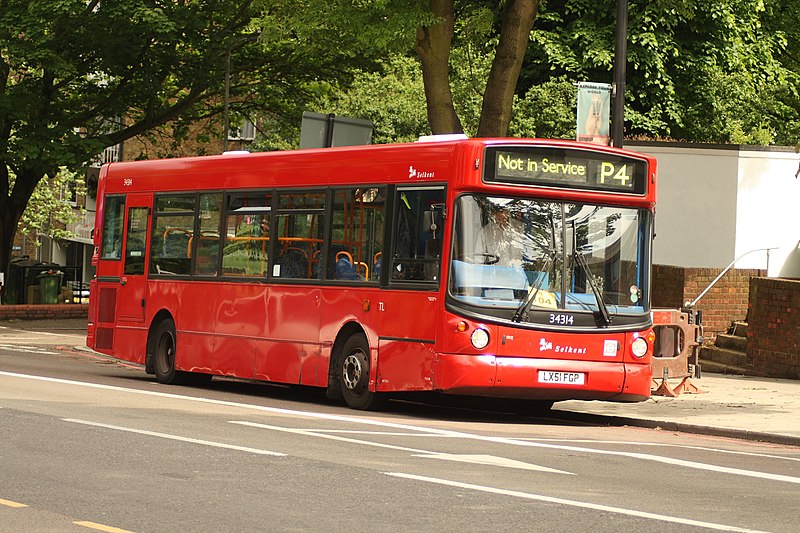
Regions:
[[87, 137, 657, 410]]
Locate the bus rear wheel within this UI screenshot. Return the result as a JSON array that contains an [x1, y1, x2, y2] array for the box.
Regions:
[[339, 334, 385, 410], [153, 318, 184, 385]]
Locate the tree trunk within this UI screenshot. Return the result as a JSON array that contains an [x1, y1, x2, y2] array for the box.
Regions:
[[415, 0, 463, 135], [477, 0, 539, 138], [0, 168, 44, 279]]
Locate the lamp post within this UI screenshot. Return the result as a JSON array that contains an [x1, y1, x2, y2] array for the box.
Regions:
[[222, 33, 260, 152], [223, 47, 232, 152], [612, 0, 628, 148]]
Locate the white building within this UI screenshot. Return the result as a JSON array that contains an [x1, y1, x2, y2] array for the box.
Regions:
[[628, 142, 800, 278]]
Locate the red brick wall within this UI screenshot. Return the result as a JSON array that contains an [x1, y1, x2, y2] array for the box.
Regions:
[[0, 304, 89, 321], [651, 265, 685, 309], [747, 278, 800, 379], [12, 231, 38, 259], [652, 265, 764, 340]]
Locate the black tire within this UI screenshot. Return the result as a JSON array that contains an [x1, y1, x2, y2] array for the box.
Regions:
[[339, 334, 385, 410], [153, 318, 185, 385]]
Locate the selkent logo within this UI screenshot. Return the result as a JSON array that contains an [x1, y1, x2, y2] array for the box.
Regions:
[[538, 337, 587, 355], [408, 166, 435, 179]]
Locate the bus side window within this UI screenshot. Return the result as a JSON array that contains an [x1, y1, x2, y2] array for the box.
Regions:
[[326, 187, 386, 283], [391, 187, 445, 282], [100, 196, 126, 260], [193, 193, 222, 276], [150, 195, 195, 276], [124, 207, 150, 275], [273, 191, 325, 280], [221, 191, 272, 277]]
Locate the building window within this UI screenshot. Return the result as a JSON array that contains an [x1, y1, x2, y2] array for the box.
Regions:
[[227, 118, 256, 141]]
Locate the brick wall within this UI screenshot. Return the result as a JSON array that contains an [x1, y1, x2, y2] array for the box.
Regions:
[[747, 278, 800, 379], [0, 304, 89, 321], [12, 231, 38, 259], [652, 265, 764, 340], [651, 265, 685, 308]]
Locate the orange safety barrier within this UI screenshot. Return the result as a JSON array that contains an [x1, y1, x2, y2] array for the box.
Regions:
[[651, 308, 706, 396]]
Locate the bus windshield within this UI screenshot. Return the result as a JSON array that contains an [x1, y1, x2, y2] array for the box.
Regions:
[[449, 194, 650, 327]]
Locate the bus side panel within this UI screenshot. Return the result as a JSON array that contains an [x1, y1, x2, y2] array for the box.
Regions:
[[432, 353, 496, 395], [213, 283, 266, 379], [620, 362, 651, 401], [113, 326, 148, 365], [319, 288, 440, 392], [164, 282, 217, 374], [260, 286, 322, 385], [375, 340, 436, 392], [370, 290, 438, 342]]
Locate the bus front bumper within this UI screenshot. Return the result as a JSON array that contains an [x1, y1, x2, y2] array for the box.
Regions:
[[434, 353, 651, 402]]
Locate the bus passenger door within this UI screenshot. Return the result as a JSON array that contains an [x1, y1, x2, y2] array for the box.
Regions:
[[117, 194, 152, 323]]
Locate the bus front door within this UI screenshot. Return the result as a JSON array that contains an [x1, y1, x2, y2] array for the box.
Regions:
[[117, 194, 152, 323]]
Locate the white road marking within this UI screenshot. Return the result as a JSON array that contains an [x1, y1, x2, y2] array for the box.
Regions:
[[3, 371, 799, 485], [384, 473, 768, 533], [0, 344, 58, 355], [4, 329, 84, 337], [412, 453, 573, 473], [230, 420, 571, 475], [64, 418, 286, 457], [302, 429, 457, 437], [522, 438, 800, 463]]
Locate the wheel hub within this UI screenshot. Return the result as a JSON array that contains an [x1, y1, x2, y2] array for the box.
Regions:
[[342, 354, 363, 390]]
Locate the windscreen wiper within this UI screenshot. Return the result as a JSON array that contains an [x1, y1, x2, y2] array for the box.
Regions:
[[512, 251, 554, 323], [571, 232, 611, 326], [512, 212, 557, 323]]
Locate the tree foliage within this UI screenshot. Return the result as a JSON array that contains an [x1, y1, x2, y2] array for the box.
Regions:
[[11, 168, 86, 244], [525, 0, 800, 144], [0, 0, 423, 275], [3, 0, 800, 278]]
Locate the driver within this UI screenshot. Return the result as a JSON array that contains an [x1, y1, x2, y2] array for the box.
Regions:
[[477, 209, 526, 267]]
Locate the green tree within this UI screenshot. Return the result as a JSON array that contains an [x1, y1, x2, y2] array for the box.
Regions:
[[12, 168, 86, 245], [318, 56, 430, 144], [0, 0, 405, 276], [525, 0, 800, 144]]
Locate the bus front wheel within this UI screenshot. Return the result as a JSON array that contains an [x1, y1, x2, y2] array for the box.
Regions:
[[339, 334, 385, 410]]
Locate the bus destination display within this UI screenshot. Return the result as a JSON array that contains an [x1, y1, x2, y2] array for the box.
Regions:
[[486, 148, 647, 194]]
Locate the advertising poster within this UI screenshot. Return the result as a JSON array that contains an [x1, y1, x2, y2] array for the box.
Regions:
[[576, 82, 611, 145]]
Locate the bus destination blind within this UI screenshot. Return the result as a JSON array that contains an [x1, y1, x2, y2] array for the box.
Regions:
[[487, 148, 647, 194]]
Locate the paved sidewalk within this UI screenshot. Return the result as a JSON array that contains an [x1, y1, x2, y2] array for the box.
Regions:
[[2, 318, 799, 446], [555, 374, 800, 446]]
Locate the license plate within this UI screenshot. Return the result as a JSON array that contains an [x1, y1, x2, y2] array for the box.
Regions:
[[538, 371, 585, 385]]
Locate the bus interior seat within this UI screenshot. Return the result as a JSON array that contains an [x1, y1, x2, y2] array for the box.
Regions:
[[335, 251, 358, 280], [277, 247, 308, 278]]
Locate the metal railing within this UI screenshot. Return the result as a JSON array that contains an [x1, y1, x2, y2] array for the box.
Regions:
[[685, 247, 777, 309]]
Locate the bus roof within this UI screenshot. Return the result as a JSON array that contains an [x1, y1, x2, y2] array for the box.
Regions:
[[100, 138, 656, 206]]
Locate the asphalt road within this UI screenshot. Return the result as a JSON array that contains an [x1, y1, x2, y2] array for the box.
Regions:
[[0, 325, 799, 533]]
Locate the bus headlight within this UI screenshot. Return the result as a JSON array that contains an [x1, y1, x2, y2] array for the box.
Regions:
[[631, 337, 649, 358], [470, 328, 490, 350]]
